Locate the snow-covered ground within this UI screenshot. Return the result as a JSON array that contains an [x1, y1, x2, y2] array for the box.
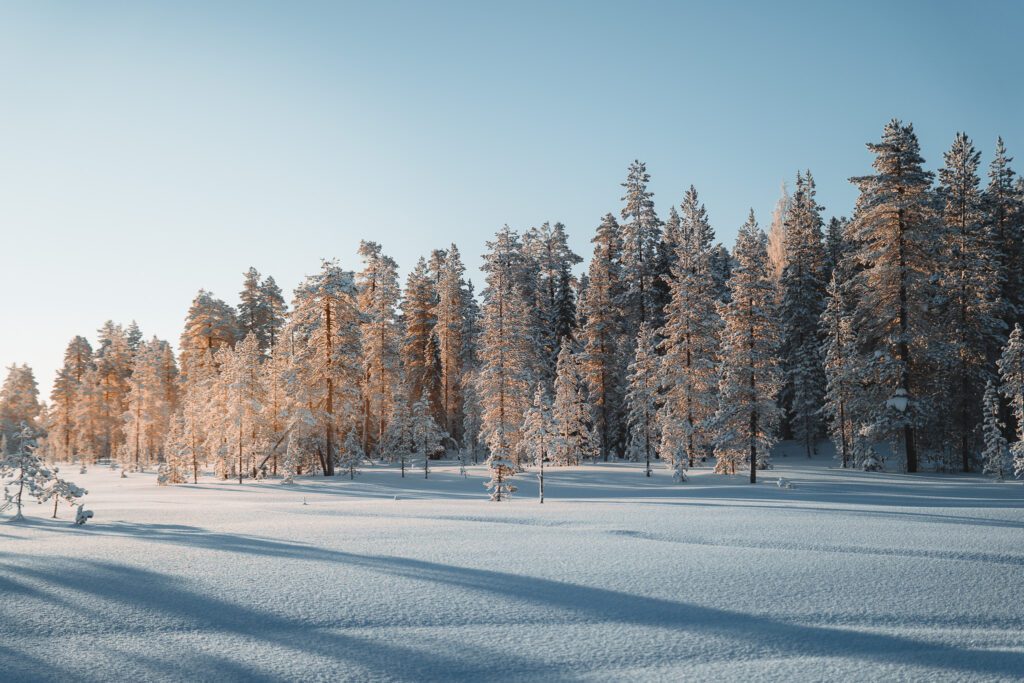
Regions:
[[2, 448, 1023, 682]]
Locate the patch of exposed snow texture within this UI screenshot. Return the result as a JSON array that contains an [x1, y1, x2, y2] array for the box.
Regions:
[[2, 444, 1022, 682]]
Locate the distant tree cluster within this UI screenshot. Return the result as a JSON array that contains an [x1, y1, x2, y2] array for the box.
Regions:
[[7, 119, 1024, 492]]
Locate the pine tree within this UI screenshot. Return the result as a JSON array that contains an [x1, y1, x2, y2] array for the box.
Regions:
[[523, 222, 582, 386], [357, 241, 402, 454], [659, 185, 721, 468], [433, 243, 471, 442], [521, 385, 555, 502], [340, 429, 364, 480], [49, 336, 93, 460], [997, 324, 1024, 479], [936, 132, 1002, 472], [179, 291, 238, 381], [0, 365, 42, 451], [484, 452, 517, 502], [411, 390, 446, 478], [121, 338, 178, 472], [626, 323, 659, 476], [821, 271, 858, 468], [849, 120, 939, 473], [2, 425, 84, 521], [713, 211, 782, 482], [260, 276, 288, 352], [985, 137, 1023, 329], [381, 389, 414, 477], [579, 214, 626, 459], [619, 160, 662, 333], [779, 171, 828, 457], [552, 339, 593, 465], [477, 227, 534, 468], [766, 181, 791, 280], [216, 332, 266, 483], [286, 260, 361, 477], [981, 381, 1009, 481], [401, 258, 440, 412]]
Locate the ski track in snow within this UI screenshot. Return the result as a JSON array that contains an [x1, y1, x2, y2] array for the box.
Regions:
[[2, 448, 1023, 682]]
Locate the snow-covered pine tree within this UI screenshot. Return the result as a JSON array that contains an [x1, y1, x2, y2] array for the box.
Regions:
[[411, 390, 446, 478], [997, 323, 1024, 479], [779, 171, 828, 457], [659, 185, 721, 469], [626, 323, 660, 476], [238, 267, 266, 348], [552, 339, 593, 465], [523, 222, 582, 387], [217, 332, 266, 483], [286, 260, 361, 477], [159, 414, 191, 485], [619, 160, 663, 334], [340, 429, 364, 480], [402, 257, 439, 412], [477, 226, 535, 468], [91, 321, 135, 460], [821, 271, 858, 468], [48, 336, 93, 461], [936, 132, 1003, 472], [521, 384, 556, 502], [39, 466, 87, 519], [981, 380, 1009, 481], [484, 452, 517, 502], [122, 337, 178, 472], [766, 181, 791, 281], [433, 243, 471, 442], [849, 120, 939, 473], [260, 276, 288, 353], [179, 290, 238, 382], [357, 241, 402, 455], [0, 365, 42, 451], [381, 388, 414, 476], [578, 214, 626, 459], [713, 211, 782, 482], [985, 137, 1024, 330], [2, 425, 85, 521]]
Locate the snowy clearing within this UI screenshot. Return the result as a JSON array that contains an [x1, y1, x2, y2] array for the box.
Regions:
[[2, 450, 1023, 682]]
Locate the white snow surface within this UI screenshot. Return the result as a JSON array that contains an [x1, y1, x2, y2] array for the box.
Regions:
[[2, 447, 1023, 682]]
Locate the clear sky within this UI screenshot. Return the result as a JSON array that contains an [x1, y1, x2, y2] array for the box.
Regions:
[[2, 0, 1022, 398]]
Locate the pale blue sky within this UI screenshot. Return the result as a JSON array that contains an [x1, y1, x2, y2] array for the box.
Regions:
[[2, 1, 1022, 397]]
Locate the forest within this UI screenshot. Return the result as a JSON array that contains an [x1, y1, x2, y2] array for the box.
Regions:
[[3, 119, 1023, 497]]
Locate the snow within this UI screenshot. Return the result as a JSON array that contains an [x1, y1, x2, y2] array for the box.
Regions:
[[2, 447, 1023, 682]]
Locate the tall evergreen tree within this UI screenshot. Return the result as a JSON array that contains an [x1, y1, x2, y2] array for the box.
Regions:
[[713, 212, 782, 482], [626, 323, 660, 476], [552, 339, 593, 465], [659, 186, 721, 468], [286, 260, 361, 477], [619, 160, 662, 331], [779, 171, 828, 457], [476, 227, 535, 468], [849, 120, 939, 473], [936, 132, 1003, 472], [578, 214, 626, 459], [356, 241, 402, 454]]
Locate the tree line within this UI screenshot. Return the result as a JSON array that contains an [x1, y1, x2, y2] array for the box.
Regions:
[[3, 119, 1023, 492]]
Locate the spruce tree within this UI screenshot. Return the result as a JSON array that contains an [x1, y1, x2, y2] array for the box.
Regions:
[[521, 385, 555, 502], [476, 227, 534, 468], [981, 381, 1009, 481], [356, 241, 402, 454], [713, 211, 782, 482], [849, 120, 939, 473], [626, 324, 660, 476], [659, 186, 721, 468], [936, 132, 1002, 472], [578, 214, 626, 459], [552, 339, 593, 465], [779, 171, 827, 457], [619, 160, 662, 333]]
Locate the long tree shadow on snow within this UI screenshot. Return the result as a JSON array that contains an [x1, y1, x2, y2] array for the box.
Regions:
[[4, 527, 1024, 679]]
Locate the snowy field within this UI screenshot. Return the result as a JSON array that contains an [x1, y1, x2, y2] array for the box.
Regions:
[[2, 449, 1023, 682]]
